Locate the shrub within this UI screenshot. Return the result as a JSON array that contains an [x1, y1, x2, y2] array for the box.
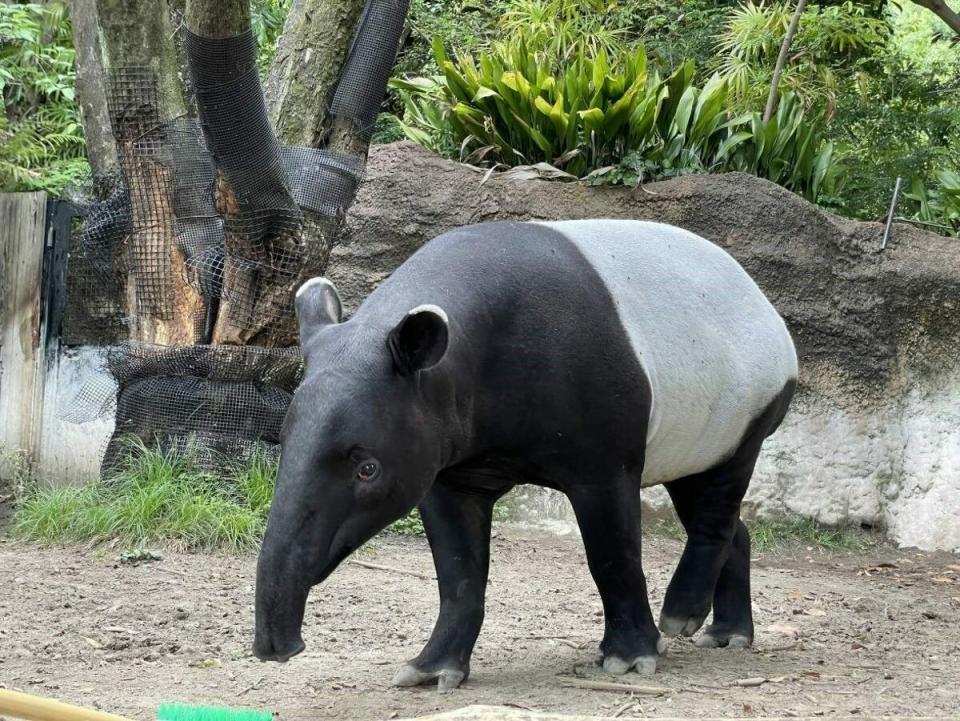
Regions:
[[391, 35, 838, 200]]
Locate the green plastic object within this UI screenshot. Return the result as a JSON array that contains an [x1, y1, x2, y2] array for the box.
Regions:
[[156, 703, 272, 721]]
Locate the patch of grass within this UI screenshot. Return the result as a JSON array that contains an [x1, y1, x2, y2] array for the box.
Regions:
[[644, 510, 871, 553], [747, 516, 870, 553], [14, 436, 517, 547], [13, 438, 276, 552]]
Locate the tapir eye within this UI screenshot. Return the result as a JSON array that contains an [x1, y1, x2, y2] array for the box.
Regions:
[[355, 460, 380, 482]]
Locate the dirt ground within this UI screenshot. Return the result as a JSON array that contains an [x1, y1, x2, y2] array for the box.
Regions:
[[1, 524, 959, 721]]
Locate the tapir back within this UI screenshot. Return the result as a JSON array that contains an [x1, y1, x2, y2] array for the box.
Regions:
[[535, 220, 798, 485]]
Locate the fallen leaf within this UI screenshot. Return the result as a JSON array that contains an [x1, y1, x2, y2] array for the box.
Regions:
[[189, 658, 222, 669], [801, 671, 822, 679]]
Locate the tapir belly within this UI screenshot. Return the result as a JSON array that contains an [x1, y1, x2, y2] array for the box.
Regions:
[[534, 220, 798, 486]]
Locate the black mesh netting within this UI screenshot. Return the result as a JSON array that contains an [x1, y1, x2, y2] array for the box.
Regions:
[[331, 0, 411, 140], [65, 2, 407, 472]]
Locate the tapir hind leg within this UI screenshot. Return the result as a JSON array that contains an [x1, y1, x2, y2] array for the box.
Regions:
[[393, 478, 505, 693], [664, 475, 754, 646], [659, 382, 795, 641], [567, 473, 664, 675]]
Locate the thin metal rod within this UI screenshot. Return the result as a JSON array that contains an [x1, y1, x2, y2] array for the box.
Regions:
[[881, 176, 902, 250]]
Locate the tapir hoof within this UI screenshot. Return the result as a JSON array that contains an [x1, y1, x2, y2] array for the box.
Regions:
[[659, 612, 709, 638], [601, 654, 658, 676], [393, 663, 466, 693], [695, 625, 753, 649]]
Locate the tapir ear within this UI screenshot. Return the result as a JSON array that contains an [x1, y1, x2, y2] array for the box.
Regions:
[[388, 305, 449, 376], [295, 278, 342, 338]]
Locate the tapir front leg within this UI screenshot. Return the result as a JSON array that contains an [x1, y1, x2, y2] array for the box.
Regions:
[[393, 478, 503, 692], [567, 473, 664, 675]]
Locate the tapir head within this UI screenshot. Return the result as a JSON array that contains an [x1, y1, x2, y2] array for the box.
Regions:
[[253, 278, 450, 662]]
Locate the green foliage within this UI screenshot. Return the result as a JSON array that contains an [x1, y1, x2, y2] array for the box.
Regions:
[[395, 0, 502, 78], [714, 1, 889, 113], [392, 34, 838, 200], [251, 0, 289, 73], [828, 4, 960, 227], [388, 508, 427, 535], [647, 512, 870, 552], [717, 92, 838, 201], [14, 438, 276, 552], [497, 0, 629, 61], [11, 436, 494, 547], [0, 2, 88, 192], [617, 0, 729, 71], [904, 169, 960, 236]]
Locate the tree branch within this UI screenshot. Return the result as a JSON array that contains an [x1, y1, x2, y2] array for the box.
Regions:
[[764, 0, 807, 122], [908, 0, 960, 37], [69, 0, 118, 188]]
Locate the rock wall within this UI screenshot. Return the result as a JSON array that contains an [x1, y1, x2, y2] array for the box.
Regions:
[[328, 142, 960, 553]]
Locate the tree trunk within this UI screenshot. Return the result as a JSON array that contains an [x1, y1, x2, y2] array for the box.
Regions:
[[763, 0, 806, 122], [69, 0, 117, 190], [206, 0, 405, 347], [265, 0, 367, 148], [95, 0, 203, 346]]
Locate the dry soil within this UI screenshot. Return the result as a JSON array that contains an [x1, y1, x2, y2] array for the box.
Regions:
[[1, 524, 959, 720]]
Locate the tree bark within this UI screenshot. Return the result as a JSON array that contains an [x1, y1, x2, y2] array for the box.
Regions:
[[265, 0, 367, 148], [764, 0, 806, 122], [908, 0, 960, 37], [95, 0, 203, 346], [69, 0, 117, 190], [185, 0, 251, 37]]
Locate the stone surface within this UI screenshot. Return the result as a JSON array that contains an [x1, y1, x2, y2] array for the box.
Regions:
[[329, 142, 960, 553]]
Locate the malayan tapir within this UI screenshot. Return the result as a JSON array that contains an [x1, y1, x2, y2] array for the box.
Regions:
[[253, 219, 798, 691]]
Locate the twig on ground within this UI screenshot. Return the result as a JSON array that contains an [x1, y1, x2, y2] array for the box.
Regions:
[[613, 700, 638, 717], [348, 559, 435, 581], [563, 678, 673, 696], [731, 677, 767, 687], [240, 675, 265, 695], [503, 702, 541, 712]]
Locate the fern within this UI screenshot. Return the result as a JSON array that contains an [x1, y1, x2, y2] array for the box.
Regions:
[[0, 2, 89, 192]]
